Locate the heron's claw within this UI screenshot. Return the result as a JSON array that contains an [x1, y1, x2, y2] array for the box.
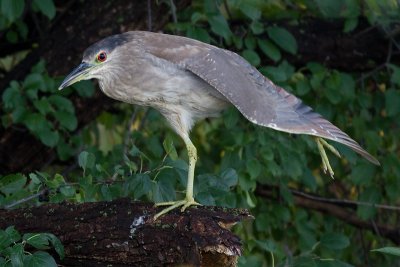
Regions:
[[315, 137, 341, 178], [154, 197, 201, 220]]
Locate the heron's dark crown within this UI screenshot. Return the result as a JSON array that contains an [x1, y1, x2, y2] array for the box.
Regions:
[[83, 32, 133, 60]]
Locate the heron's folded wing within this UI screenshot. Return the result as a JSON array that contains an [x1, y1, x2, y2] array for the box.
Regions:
[[143, 33, 379, 165]]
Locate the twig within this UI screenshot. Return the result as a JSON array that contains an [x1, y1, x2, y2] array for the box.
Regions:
[[123, 108, 139, 157], [290, 188, 400, 211], [4, 189, 48, 209], [169, 0, 177, 24], [256, 185, 400, 245], [147, 0, 152, 31], [223, 0, 232, 20], [359, 229, 370, 267]]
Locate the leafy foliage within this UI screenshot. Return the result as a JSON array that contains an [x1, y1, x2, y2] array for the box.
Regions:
[[1, 0, 400, 266], [0, 226, 64, 267]]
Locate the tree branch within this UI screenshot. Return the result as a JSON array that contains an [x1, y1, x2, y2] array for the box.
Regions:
[[255, 185, 400, 245]]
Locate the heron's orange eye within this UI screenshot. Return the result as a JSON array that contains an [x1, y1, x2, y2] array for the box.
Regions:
[[97, 51, 107, 62]]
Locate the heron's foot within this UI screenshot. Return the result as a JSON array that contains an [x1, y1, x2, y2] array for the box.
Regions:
[[315, 137, 341, 178], [153, 197, 202, 220]]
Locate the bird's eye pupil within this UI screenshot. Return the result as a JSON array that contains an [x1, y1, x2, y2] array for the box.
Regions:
[[97, 52, 107, 62]]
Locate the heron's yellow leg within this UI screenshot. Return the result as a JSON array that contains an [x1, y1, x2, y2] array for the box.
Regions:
[[154, 137, 201, 220], [315, 137, 341, 178]]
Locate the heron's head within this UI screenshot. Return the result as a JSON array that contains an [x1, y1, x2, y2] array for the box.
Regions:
[[59, 33, 135, 90]]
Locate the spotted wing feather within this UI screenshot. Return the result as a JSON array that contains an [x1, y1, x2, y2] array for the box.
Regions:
[[142, 32, 379, 165]]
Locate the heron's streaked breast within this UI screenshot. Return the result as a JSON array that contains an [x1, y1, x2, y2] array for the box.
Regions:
[[98, 57, 230, 120]]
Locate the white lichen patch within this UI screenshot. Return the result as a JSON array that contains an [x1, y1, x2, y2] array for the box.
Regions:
[[129, 215, 146, 238]]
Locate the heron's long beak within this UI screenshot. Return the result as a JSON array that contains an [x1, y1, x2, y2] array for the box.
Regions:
[[58, 62, 94, 90]]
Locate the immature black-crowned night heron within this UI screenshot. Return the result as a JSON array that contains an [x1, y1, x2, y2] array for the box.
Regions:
[[59, 31, 379, 219]]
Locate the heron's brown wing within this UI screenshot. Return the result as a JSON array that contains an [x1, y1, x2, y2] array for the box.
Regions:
[[142, 32, 379, 165]]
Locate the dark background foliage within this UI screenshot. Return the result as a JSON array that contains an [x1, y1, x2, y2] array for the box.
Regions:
[[0, 0, 399, 266]]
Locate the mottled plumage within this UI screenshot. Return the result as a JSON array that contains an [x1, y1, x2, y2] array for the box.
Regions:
[[59, 31, 379, 219]]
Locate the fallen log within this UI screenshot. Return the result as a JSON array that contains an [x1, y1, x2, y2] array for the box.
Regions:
[[0, 198, 252, 267]]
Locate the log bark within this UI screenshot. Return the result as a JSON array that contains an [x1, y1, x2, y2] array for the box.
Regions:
[[0, 198, 251, 267]]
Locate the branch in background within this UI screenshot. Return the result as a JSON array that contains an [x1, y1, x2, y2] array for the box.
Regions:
[[255, 185, 400, 245]]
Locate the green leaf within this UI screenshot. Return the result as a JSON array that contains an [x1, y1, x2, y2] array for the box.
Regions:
[[100, 184, 113, 201], [258, 39, 281, 62], [244, 35, 257, 50], [38, 128, 59, 147], [385, 89, 400, 117], [356, 187, 379, 220], [48, 95, 74, 113], [245, 190, 256, 208], [0, 226, 21, 249], [315, 0, 343, 17], [23, 233, 50, 250], [59, 185, 75, 197], [246, 159, 261, 179], [129, 174, 152, 199], [0, 230, 12, 249], [1, 0, 24, 23], [254, 239, 276, 252], [267, 26, 297, 55], [10, 243, 24, 267], [320, 232, 350, 250], [45, 233, 64, 259], [6, 30, 18, 43], [371, 247, 400, 257], [23, 113, 50, 133], [6, 226, 21, 243], [242, 49, 260, 67], [351, 163, 376, 185], [340, 73, 355, 100], [2, 84, 23, 110], [33, 0, 56, 19], [250, 20, 264, 35], [344, 17, 358, 32], [33, 98, 52, 115], [23, 251, 57, 267], [152, 179, 176, 202], [71, 80, 95, 98], [208, 14, 232, 40], [186, 26, 211, 43], [389, 64, 400, 85], [31, 60, 46, 73], [296, 79, 311, 96], [23, 73, 44, 91], [0, 174, 27, 195], [220, 168, 238, 187], [54, 111, 78, 131], [324, 71, 342, 104], [78, 151, 96, 173], [239, 3, 261, 20], [292, 256, 317, 267], [223, 108, 239, 128], [162, 135, 178, 161]]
